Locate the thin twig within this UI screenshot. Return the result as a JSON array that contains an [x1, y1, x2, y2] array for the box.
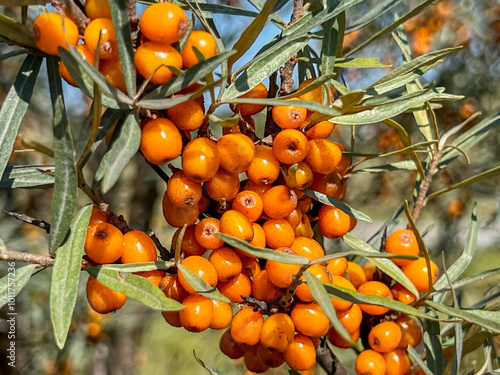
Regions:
[[0, 246, 89, 269], [410, 149, 441, 222], [53, 0, 89, 34], [148, 229, 171, 260], [2, 210, 51, 233]]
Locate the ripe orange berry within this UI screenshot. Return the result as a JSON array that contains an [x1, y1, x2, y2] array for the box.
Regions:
[[357, 281, 394, 315], [262, 185, 298, 219], [291, 302, 330, 338], [166, 100, 204, 132], [232, 190, 263, 222], [257, 343, 285, 368], [327, 257, 348, 277], [368, 321, 402, 353], [241, 257, 261, 278], [237, 83, 269, 117], [383, 349, 411, 375], [88, 206, 108, 228], [385, 229, 420, 266], [218, 272, 252, 303], [140, 2, 188, 44], [84, 18, 118, 60], [208, 247, 242, 282], [305, 120, 335, 139], [296, 264, 331, 302], [86, 276, 126, 314], [260, 313, 295, 352], [181, 30, 217, 68], [310, 172, 343, 200], [179, 294, 214, 332], [178, 255, 218, 294], [318, 205, 352, 239], [391, 283, 416, 304], [262, 218, 295, 249], [85, 223, 123, 264], [347, 261, 368, 289], [204, 168, 240, 202], [244, 180, 273, 197], [329, 275, 356, 311], [251, 269, 283, 302], [328, 327, 361, 348], [217, 133, 255, 174], [290, 237, 325, 261], [33, 13, 79, 56], [333, 141, 351, 176], [246, 145, 280, 185], [297, 78, 323, 103], [220, 210, 254, 241], [284, 333, 316, 371], [363, 261, 378, 281], [266, 248, 302, 289], [85, 0, 111, 19], [244, 345, 270, 373], [99, 57, 127, 92], [249, 222, 266, 248], [195, 217, 225, 250], [305, 138, 342, 174], [209, 299, 233, 330], [294, 214, 314, 238], [160, 274, 188, 302], [272, 129, 309, 164], [135, 42, 183, 85], [231, 306, 264, 346], [285, 161, 314, 190], [121, 230, 157, 263], [337, 303, 363, 334], [402, 257, 439, 292], [272, 100, 308, 129], [59, 44, 95, 87], [396, 315, 423, 349], [220, 329, 245, 359], [162, 190, 200, 227], [135, 270, 165, 287], [182, 137, 220, 182], [140, 118, 182, 165], [355, 350, 386, 375], [167, 171, 202, 207], [172, 225, 206, 256], [285, 209, 302, 229], [162, 310, 182, 327]]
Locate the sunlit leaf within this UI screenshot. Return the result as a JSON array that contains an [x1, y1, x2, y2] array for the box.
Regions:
[[194, 350, 231, 375], [303, 190, 372, 222], [177, 265, 230, 302], [345, 0, 403, 33], [0, 13, 37, 49], [98, 261, 175, 273], [0, 263, 37, 309], [353, 160, 417, 174], [0, 165, 55, 189], [408, 346, 434, 375]]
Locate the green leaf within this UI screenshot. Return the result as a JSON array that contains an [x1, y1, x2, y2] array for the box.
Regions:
[[0, 263, 37, 309], [0, 165, 55, 189], [98, 261, 175, 273], [311, 250, 417, 266], [86, 267, 183, 311], [0, 13, 37, 49], [109, 0, 136, 96], [194, 351, 231, 375], [345, 0, 403, 33], [343, 233, 420, 297], [303, 190, 372, 222], [215, 233, 309, 264], [407, 346, 434, 375], [50, 205, 92, 349], [94, 111, 140, 193], [353, 160, 417, 174], [334, 57, 390, 69], [304, 271, 361, 350], [441, 267, 500, 291], [177, 265, 230, 302], [320, 17, 338, 77], [47, 57, 77, 255], [0, 55, 42, 179]]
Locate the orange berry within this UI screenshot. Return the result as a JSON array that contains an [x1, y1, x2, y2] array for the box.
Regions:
[[86, 276, 126, 314], [256, 343, 285, 368], [272, 129, 309, 164], [218, 272, 252, 303], [217, 133, 255, 174], [179, 294, 214, 332], [304, 121, 335, 139], [327, 257, 348, 277], [262, 185, 298, 219], [99, 57, 127, 92], [285, 209, 302, 229], [135, 42, 183, 85], [251, 269, 283, 302], [296, 264, 331, 302], [385, 229, 420, 266], [266, 248, 302, 289], [333, 142, 351, 176], [328, 327, 361, 348], [88, 206, 108, 228], [347, 261, 367, 289], [290, 237, 325, 261], [140, 118, 182, 165], [248, 222, 266, 249], [244, 345, 270, 373], [294, 214, 315, 238], [160, 274, 188, 302], [162, 310, 182, 327], [241, 257, 262, 278], [396, 315, 423, 349], [172, 225, 206, 256], [182, 137, 220, 182], [181, 30, 217, 68], [220, 329, 244, 359], [285, 161, 314, 190], [167, 171, 203, 208], [209, 247, 242, 282], [357, 281, 394, 315], [84, 18, 118, 60], [383, 350, 411, 375], [297, 78, 324, 103], [305, 138, 342, 174], [363, 261, 378, 281], [204, 168, 240, 202], [262, 218, 295, 249], [237, 83, 269, 117], [368, 321, 402, 353], [329, 275, 356, 311], [140, 2, 188, 44], [391, 283, 416, 304], [85, 0, 111, 19], [318, 205, 352, 239], [135, 270, 165, 287], [272, 100, 308, 129], [210, 299, 233, 330], [85, 223, 123, 264], [33, 13, 79, 55], [402, 257, 439, 292], [260, 313, 295, 352], [244, 180, 273, 197], [310, 172, 343, 200], [232, 190, 264, 222], [162, 190, 199, 227], [246, 145, 280, 185], [355, 350, 386, 375], [121, 230, 157, 263], [337, 303, 363, 334], [220, 210, 254, 241], [231, 306, 264, 346], [291, 302, 330, 338], [284, 333, 316, 371], [59, 44, 95, 87], [166, 100, 204, 132], [194, 217, 225, 250], [178, 255, 218, 294], [297, 195, 312, 213]]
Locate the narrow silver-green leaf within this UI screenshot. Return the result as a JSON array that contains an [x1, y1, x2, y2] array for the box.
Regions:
[[343, 233, 420, 297], [224, 98, 340, 117], [423, 311, 444, 375], [94, 111, 140, 193], [303, 190, 372, 222], [215, 233, 309, 264], [320, 17, 338, 76], [86, 267, 183, 311], [439, 267, 500, 291], [194, 351, 232, 375], [47, 57, 77, 255], [50, 205, 92, 349], [311, 250, 417, 266], [407, 346, 433, 375], [334, 57, 389, 69], [0, 13, 37, 49], [0, 263, 37, 309], [0, 55, 42, 179], [345, 0, 403, 33], [0, 165, 55, 189], [99, 261, 175, 273], [177, 265, 231, 302], [353, 160, 417, 174]]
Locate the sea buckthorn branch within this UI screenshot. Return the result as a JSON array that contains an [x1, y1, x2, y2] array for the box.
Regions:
[[53, 0, 89, 34], [279, 262, 310, 309], [2, 210, 51, 233], [0, 245, 90, 269]]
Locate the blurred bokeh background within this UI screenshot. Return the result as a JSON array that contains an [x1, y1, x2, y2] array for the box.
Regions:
[[0, 0, 499, 374]]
